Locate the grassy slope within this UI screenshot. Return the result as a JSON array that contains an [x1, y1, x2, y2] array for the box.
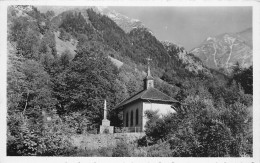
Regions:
[[54, 31, 77, 57]]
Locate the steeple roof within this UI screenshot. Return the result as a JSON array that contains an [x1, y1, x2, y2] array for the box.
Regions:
[[145, 75, 154, 80], [115, 87, 179, 109]]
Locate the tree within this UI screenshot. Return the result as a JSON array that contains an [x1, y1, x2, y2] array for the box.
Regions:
[[45, 10, 55, 20], [9, 16, 41, 59], [144, 110, 171, 143], [53, 42, 119, 126], [231, 62, 253, 94], [142, 93, 252, 157], [39, 31, 57, 58], [59, 28, 71, 41], [7, 47, 58, 155], [60, 49, 73, 68]]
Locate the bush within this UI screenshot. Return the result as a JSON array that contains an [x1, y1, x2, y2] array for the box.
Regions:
[[114, 127, 129, 133], [146, 141, 172, 157], [144, 110, 176, 144], [7, 114, 75, 156], [137, 136, 148, 147], [143, 95, 252, 157], [70, 147, 113, 157], [131, 147, 148, 157], [112, 140, 130, 157]]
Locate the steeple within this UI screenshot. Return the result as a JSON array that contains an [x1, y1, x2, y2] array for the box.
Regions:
[[144, 57, 154, 89], [147, 63, 151, 77]]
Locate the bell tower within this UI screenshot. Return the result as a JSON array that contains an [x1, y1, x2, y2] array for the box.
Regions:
[[144, 57, 154, 89]]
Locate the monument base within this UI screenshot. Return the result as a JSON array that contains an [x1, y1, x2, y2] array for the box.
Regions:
[[100, 125, 114, 134]]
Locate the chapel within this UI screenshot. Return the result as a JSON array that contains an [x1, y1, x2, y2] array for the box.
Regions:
[[115, 60, 179, 132]]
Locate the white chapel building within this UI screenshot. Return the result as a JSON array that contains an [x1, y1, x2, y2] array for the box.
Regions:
[[115, 64, 179, 132]]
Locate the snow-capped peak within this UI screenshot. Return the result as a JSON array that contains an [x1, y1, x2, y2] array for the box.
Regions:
[[95, 6, 108, 12], [206, 37, 214, 41], [94, 7, 144, 33]]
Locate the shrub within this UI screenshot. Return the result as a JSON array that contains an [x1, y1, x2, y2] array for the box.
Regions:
[[137, 136, 148, 147], [112, 140, 130, 157], [98, 147, 114, 157], [131, 147, 148, 157], [143, 95, 252, 157], [144, 110, 176, 144], [146, 141, 173, 157], [114, 127, 129, 133], [70, 147, 113, 157], [7, 114, 76, 156]]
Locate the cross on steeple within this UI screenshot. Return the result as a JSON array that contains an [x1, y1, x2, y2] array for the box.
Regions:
[[144, 56, 154, 89], [146, 56, 152, 65], [146, 56, 152, 77]]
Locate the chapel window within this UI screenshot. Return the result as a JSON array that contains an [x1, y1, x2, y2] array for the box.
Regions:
[[126, 112, 129, 127], [136, 109, 139, 125], [131, 110, 133, 126]]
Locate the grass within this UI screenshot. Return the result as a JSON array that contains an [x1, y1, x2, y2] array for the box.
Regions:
[[54, 31, 77, 57]]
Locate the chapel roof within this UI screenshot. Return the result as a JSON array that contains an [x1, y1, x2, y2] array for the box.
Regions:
[[115, 87, 179, 109]]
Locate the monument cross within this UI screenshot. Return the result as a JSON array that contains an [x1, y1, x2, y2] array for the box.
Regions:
[[103, 99, 107, 120], [100, 99, 114, 134]]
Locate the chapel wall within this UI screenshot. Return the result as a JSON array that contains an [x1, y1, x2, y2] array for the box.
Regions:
[[122, 101, 143, 130]]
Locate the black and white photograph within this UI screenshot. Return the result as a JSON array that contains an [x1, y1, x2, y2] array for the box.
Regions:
[[0, 0, 259, 162]]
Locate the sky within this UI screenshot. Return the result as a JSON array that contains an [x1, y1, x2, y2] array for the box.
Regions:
[[110, 7, 252, 51]]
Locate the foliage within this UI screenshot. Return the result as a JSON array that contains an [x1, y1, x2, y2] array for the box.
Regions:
[[59, 28, 72, 41], [52, 41, 121, 126], [146, 141, 173, 157], [114, 127, 129, 133], [87, 9, 133, 58], [231, 63, 253, 94], [144, 110, 167, 143], [9, 17, 40, 59], [60, 49, 73, 68], [112, 140, 131, 157], [129, 28, 170, 68], [7, 46, 73, 156], [143, 94, 252, 157], [39, 30, 57, 58], [59, 11, 97, 40]]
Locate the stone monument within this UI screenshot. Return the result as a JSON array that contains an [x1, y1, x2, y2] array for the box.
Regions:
[[100, 100, 114, 134]]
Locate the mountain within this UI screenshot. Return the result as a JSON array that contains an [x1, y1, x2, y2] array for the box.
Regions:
[[162, 41, 211, 76], [37, 6, 146, 34], [11, 5, 214, 81], [237, 27, 252, 48], [93, 7, 146, 33], [190, 29, 252, 71], [49, 7, 211, 76]]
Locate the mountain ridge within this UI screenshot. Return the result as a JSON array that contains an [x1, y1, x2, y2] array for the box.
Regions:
[[37, 6, 147, 34], [49, 7, 211, 77], [190, 29, 252, 71]]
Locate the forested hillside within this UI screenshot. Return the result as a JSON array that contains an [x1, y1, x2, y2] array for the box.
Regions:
[[7, 5, 253, 156]]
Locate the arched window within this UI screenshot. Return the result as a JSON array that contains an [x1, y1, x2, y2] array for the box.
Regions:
[[136, 109, 139, 125], [131, 110, 133, 126], [126, 112, 129, 127]]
